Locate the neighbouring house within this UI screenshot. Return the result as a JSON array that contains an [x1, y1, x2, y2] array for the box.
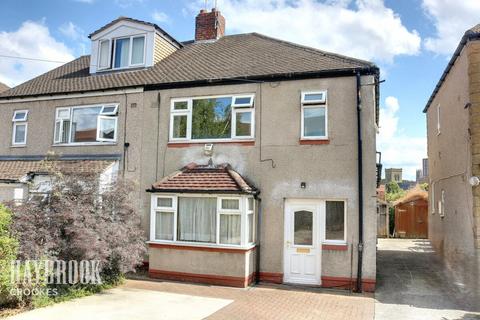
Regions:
[[393, 188, 428, 239], [0, 82, 9, 93], [424, 24, 480, 292], [0, 9, 380, 291]]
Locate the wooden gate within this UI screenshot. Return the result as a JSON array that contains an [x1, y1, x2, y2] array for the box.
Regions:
[[394, 198, 428, 239]]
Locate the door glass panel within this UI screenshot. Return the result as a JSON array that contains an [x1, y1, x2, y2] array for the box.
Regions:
[[294, 210, 313, 245]]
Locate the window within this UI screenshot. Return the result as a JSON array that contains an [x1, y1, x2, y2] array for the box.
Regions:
[[437, 104, 441, 135], [294, 210, 313, 246], [112, 35, 146, 69], [12, 110, 28, 145], [98, 40, 111, 69], [301, 91, 327, 139], [151, 195, 256, 247], [170, 95, 255, 141], [439, 190, 445, 218], [53, 105, 118, 144], [325, 200, 346, 243]]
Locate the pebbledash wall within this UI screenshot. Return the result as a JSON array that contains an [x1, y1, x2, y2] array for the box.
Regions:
[[426, 40, 480, 296], [0, 75, 377, 290]]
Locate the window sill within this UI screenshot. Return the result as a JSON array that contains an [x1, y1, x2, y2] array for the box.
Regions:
[[322, 243, 348, 251], [168, 140, 255, 148], [299, 139, 330, 145], [52, 142, 117, 147], [10, 145, 27, 148], [148, 241, 256, 253]]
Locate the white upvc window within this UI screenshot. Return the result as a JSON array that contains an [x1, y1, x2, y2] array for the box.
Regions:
[[301, 91, 328, 140], [112, 35, 146, 69], [323, 200, 347, 244], [12, 110, 28, 146], [169, 94, 255, 142], [53, 104, 118, 145], [98, 39, 112, 70], [150, 194, 256, 248], [439, 190, 445, 218]]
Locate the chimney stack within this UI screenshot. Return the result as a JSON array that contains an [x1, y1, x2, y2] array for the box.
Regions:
[[195, 8, 225, 42]]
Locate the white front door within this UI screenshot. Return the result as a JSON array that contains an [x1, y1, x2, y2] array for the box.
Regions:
[[283, 200, 321, 285]]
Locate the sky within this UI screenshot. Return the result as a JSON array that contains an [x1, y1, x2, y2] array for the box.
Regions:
[[0, 0, 479, 180]]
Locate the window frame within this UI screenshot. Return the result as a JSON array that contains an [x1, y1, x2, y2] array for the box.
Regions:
[[96, 116, 118, 142], [12, 110, 28, 146], [97, 39, 112, 70], [169, 94, 255, 143], [111, 34, 147, 70], [437, 104, 441, 135], [150, 194, 256, 248], [53, 104, 119, 145], [300, 91, 328, 140], [323, 199, 347, 245]]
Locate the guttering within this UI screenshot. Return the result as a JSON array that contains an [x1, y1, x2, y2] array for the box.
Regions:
[[0, 154, 122, 161], [423, 31, 480, 113], [143, 67, 379, 91], [146, 188, 260, 195], [355, 72, 364, 293]]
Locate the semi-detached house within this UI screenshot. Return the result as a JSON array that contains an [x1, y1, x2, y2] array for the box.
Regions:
[[0, 8, 380, 291]]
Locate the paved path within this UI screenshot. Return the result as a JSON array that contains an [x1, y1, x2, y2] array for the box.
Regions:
[[375, 239, 480, 320]]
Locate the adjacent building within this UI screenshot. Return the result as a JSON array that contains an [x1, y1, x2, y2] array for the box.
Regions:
[[424, 24, 480, 295], [0, 9, 380, 291], [0, 82, 9, 93], [385, 168, 402, 183]]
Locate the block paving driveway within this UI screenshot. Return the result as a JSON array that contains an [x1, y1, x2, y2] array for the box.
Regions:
[[7, 239, 479, 320]]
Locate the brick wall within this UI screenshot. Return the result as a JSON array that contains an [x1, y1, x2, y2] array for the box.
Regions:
[[195, 9, 225, 42], [468, 40, 480, 249]]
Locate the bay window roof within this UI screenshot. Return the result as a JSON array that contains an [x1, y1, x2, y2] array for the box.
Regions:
[[148, 162, 258, 195]]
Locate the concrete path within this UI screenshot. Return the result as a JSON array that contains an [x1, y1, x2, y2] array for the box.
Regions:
[[7, 287, 232, 320], [375, 239, 480, 320]]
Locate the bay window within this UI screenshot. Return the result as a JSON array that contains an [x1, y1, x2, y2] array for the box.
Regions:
[[170, 94, 255, 142], [54, 104, 118, 145], [301, 91, 327, 139], [151, 194, 256, 247], [12, 110, 28, 146]]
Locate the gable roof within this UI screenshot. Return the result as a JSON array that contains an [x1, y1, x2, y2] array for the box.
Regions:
[[88, 16, 182, 47], [149, 162, 258, 195], [0, 32, 377, 100], [423, 24, 480, 113], [0, 82, 9, 93]]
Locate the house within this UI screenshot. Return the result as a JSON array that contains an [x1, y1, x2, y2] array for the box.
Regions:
[[0, 9, 380, 291], [424, 24, 480, 291], [393, 188, 428, 239]]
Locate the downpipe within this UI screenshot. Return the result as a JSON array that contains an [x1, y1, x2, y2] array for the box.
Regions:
[[355, 72, 364, 293]]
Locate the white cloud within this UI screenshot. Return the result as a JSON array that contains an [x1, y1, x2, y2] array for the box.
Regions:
[[152, 10, 170, 24], [0, 20, 74, 87], [422, 0, 480, 55], [191, 0, 421, 62], [59, 22, 84, 41], [378, 96, 426, 181]]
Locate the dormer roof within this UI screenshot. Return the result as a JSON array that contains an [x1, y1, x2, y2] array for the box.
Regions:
[[88, 16, 182, 48]]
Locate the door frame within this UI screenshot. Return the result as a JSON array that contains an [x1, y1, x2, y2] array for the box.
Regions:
[[283, 198, 323, 285]]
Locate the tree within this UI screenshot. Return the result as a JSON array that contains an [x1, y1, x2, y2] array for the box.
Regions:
[[10, 161, 146, 284], [385, 181, 405, 203]]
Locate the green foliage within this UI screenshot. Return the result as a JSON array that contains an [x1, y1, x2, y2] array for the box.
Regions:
[[385, 181, 406, 203], [0, 204, 19, 307], [420, 183, 429, 191], [191, 98, 231, 139]]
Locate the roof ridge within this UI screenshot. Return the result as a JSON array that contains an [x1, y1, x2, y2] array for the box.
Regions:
[[248, 32, 375, 67]]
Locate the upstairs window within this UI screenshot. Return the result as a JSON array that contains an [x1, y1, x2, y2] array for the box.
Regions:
[[54, 104, 118, 145], [169, 94, 255, 142], [98, 40, 111, 70], [113, 35, 145, 69], [12, 110, 28, 146], [301, 91, 327, 140]]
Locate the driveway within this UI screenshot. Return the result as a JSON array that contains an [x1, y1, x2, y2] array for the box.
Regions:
[[7, 279, 374, 320], [375, 238, 480, 320]]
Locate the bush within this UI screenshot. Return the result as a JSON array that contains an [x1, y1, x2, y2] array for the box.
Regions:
[[10, 162, 147, 292], [0, 204, 18, 307]]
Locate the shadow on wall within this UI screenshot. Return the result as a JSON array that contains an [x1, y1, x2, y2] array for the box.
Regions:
[[376, 239, 479, 313]]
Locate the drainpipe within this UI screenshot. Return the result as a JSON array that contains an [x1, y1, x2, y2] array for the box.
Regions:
[[255, 195, 262, 284], [355, 72, 364, 292]]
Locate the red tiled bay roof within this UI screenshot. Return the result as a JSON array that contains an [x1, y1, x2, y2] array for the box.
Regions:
[[150, 162, 258, 194]]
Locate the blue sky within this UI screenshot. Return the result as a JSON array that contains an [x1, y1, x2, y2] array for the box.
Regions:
[[0, 0, 479, 180]]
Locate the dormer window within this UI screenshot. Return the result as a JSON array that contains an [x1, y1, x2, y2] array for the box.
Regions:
[[98, 40, 112, 70], [98, 35, 146, 70]]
